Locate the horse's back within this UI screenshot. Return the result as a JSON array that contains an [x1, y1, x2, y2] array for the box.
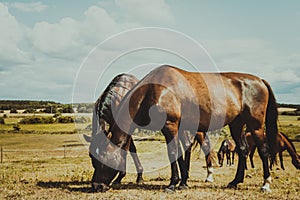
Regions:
[[122, 65, 270, 132]]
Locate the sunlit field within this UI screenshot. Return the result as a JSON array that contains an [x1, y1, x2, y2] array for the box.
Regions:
[[0, 114, 299, 199]]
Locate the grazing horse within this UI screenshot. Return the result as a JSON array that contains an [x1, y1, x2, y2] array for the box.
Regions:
[[90, 65, 278, 192], [84, 73, 215, 190], [245, 131, 300, 170], [84, 74, 144, 185], [217, 139, 236, 167]]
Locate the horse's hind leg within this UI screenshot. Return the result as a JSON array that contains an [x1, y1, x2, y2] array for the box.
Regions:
[[248, 124, 272, 191], [195, 132, 214, 182], [226, 151, 231, 166], [227, 117, 247, 188], [249, 147, 256, 168], [129, 138, 144, 184], [279, 152, 285, 170]]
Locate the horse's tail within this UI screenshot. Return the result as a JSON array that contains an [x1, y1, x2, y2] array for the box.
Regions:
[[262, 79, 278, 163]]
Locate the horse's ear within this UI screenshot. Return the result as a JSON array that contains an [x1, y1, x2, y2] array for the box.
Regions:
[[83, 134, 93, 143]]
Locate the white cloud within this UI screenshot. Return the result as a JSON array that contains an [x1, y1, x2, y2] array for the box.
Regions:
[[31, 5, 133, 59], [10, 2, 48, 12], [202, 39, 300, 103], [115, 0, 175, 25], [32, 17, 83, 58], [0, 3, 33, 68]]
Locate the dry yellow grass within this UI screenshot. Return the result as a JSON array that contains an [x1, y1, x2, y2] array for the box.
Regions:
[[0, 133, 299, 200]]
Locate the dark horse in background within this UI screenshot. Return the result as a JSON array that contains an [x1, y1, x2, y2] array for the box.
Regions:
[[83, 74, 144, 186], [84, 73, 215, 191], [245, 131, 300, 170], [89, 65, 278, 192], [217, 139, 236, 167]]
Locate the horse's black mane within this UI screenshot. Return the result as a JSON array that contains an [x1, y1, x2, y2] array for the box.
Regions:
[[96, 73, 138, 123]]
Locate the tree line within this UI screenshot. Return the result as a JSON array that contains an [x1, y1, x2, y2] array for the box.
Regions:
[[0, 100, 94, 114]]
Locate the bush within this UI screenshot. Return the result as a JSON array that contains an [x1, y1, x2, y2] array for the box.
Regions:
[[23, 108, 36, 113], [57, 116, 74, 123], [20, 116, 55, 124], [0, 117, 4, 124], [53, 112, 62, 118], [74, 116, 91, 123], [10, 109, 18, 113]]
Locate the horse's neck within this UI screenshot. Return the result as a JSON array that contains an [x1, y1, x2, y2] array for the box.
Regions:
[[110, 122, 132, 150], [109, 99, 135, 149]]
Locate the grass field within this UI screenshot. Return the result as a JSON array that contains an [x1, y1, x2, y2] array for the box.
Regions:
[[0, 114, 299, 199]]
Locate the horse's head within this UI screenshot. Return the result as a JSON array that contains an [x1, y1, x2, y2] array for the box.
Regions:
[[84, 131, 124, 192], [292, 155, 300, 170]]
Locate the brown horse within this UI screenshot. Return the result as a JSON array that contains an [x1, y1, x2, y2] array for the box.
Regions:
[[84, 73, 214, 189], [90, 65, 278, 192], [217, 139, 236, 167], [245, 131, 300, 170]]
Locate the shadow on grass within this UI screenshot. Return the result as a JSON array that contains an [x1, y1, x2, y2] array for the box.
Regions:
[[36, 179, 255, 193], [37, 181, 93, 193], [36, 180, 165, 193]]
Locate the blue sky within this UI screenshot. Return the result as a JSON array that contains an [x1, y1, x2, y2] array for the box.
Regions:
[[0, 0, 299, 103]]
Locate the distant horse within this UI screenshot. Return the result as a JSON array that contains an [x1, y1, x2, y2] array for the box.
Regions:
[[89, 65, 278, 192], [217, 139, 236, 167], [84, 73, 215, 190], [245, 131, 300, 170]]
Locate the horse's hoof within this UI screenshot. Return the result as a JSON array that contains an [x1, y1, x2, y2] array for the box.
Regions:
[[178, 183, 188, 190], [136, 178, 144, 185], [112, 181, 121, 185], [165, 185, 176, 193], [227, 183, 237, 189], [205, 177, 214, 183], [261, 185, 272, 193], [92, 183, 110, 192]]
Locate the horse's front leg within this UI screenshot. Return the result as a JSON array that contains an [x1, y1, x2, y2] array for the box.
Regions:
[[162, 125, 181, 193], [177, 144, 189, 190], [129, 138, 144, 184], [178, 132, 192, 189], [112, 151, 128, 185], [112, 171, 126, 185], [279, 152, 285, 170]]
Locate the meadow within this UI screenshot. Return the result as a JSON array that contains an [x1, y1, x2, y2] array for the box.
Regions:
[[0, 114, 299, 199]]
